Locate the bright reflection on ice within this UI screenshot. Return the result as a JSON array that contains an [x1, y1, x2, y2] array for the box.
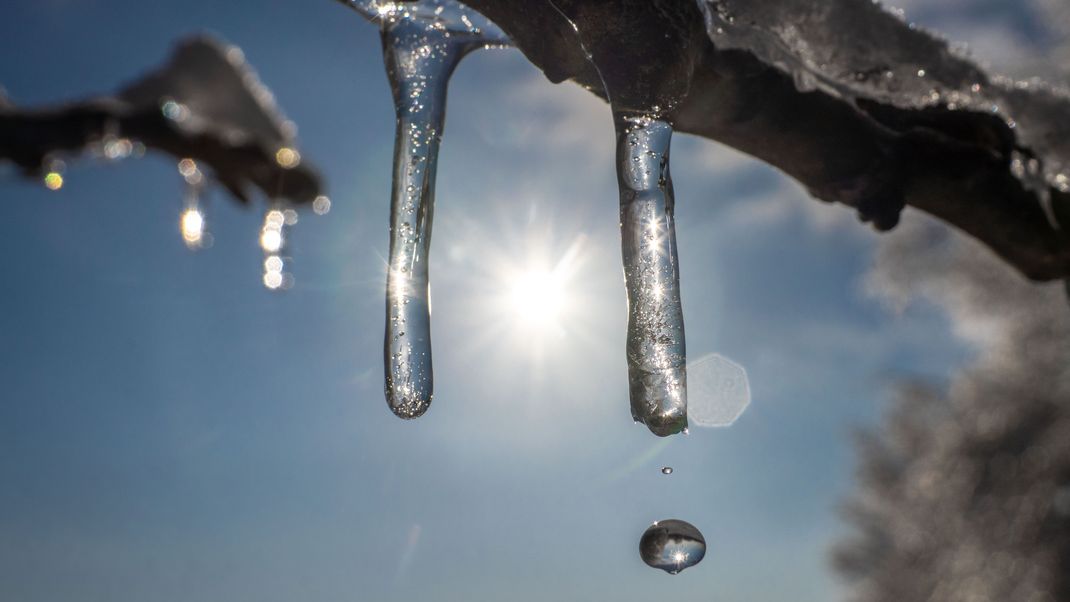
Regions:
[[275, 147, 301, 169], [263, 269, 284, 290], [180, 208, 205, 247], [639, 519, 706, 575], [264, 209, 285, 228], [260, 229, 283, 253], [177, 158, 198, 178], [686, 353, 751, 427], [260, 210, 285, 253], [260, 209, 291, 290], [264, 255, 284, 272], [339, 0, 510, 48]]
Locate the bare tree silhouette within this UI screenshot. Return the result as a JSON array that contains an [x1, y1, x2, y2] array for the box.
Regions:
[[834, 218, 1070, 601]]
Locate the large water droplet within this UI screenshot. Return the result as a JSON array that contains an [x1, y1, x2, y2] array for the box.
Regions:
[[639, 519, 706, 575]]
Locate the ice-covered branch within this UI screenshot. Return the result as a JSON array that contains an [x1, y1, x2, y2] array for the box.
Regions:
[[464, 0, 1070, 282], [0, 36, 321, 206]]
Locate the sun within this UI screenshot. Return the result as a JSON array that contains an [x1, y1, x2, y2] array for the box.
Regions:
[[437, 207, 602, 365], [508, 267, 567, 328], [496, 231, 586, 337]]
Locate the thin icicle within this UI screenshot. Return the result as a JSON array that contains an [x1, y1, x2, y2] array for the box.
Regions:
[[260, 208, 294, 291], [338, 0, 509, 418], [615, 113, 688, 437], [178, 158, 207, 250]]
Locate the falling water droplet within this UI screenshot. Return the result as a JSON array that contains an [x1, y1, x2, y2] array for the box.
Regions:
[[338, 0, 509, 420], [180, 207, 205, 247], [615, 112, 688, 437], [275, 147, 301, 169], [161, 99, 190, 123], [661, 466, 673, 475], [261, 209, 285, 253], [639, 519, 706, 575]]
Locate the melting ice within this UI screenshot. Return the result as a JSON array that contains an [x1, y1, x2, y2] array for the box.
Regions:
[[696, 0, 1070, 192], [615, 113, 689, 437], [337, 0, 508, 418], [342, 0, 751, 434]]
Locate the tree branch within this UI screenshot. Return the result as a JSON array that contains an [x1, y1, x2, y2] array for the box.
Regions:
[[466, 0, 1070, 281], [0, 35, 321, 206]]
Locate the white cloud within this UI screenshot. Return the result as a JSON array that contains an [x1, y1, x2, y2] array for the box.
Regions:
[[475, 73, 614, 157]]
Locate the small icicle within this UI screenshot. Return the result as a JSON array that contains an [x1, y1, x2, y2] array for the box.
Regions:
[[379, 23, 458, 419], [615, 112, 688, 437], [338, 0, 509, 419], [178, 158, 207, 250], [260, 208, 294, 290]]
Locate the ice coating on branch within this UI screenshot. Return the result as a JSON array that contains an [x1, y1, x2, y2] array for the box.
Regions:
[[338, 0, 509, 418], [338, 0, 508, 47], [448, 1, 1070, 279], [696, 0, 1070, 192], [616, 114, 688, 437]]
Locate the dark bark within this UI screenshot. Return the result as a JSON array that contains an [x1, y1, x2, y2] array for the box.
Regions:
[[464, 0, 1070, 282]]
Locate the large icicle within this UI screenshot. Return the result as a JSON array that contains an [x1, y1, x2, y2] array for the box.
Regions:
[[338, 0, 508, 418], [615, 113, 688, 437]]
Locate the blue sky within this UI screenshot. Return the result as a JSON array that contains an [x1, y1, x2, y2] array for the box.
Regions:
[[0, 1, 1051, 600]]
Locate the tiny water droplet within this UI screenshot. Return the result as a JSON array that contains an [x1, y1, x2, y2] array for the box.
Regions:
[[639, 519, 706, 575], [661, 466, 673, 475]]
